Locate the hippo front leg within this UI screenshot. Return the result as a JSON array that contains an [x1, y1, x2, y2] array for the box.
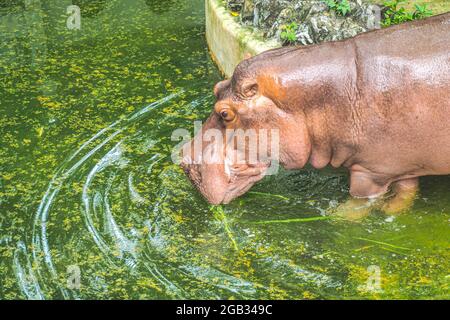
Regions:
[[349, 170, 390, 199], [332, 198, 381, 221], [332, 173, 419, 220], [331, 170, 390, 221], [381, 178, 419, 215]]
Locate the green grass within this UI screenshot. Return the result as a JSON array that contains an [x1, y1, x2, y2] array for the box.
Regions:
[[353, 236, 413, 251], [247, 191, 289, 201], [371, 0, 450, 14], [251, 216, 332, 224], [210, 205, 239, 250]]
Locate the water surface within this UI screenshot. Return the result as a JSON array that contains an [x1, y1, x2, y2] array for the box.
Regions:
[[0, 0, 449, 299]]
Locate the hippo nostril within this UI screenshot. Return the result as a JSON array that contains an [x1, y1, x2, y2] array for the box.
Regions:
[[231, 164, 249, 172]]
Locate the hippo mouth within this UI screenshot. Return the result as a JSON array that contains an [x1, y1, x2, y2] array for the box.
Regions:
[[221, 162, 269, 204], [181, 160, 269, 204]]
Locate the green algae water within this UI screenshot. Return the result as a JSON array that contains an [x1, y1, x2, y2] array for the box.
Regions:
[[0, 0, 449, 299]]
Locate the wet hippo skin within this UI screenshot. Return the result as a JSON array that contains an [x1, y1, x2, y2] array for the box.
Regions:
[[181, 13, 450, 215]]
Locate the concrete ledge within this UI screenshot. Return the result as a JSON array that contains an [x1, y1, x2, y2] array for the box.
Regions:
[[205, 0, 281, 78]]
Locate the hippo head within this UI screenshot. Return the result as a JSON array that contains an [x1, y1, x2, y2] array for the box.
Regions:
[[180, 54, 312, 204]]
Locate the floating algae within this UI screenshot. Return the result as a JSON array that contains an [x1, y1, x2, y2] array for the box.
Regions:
[[1, 0, 449, 300]]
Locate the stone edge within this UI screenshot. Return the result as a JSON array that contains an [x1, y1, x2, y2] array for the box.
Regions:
[[205, 0, 281, 78]]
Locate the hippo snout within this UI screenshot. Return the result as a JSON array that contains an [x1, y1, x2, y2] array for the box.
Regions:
[[180, 155, 269, 205], [180, 157, 230, 204]]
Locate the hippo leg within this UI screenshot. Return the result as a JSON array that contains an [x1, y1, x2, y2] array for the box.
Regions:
[[348, 170, 390, 199], [332, 198, 381, 221], [330, 170, 389, 221], [381, 178, 419, 215]]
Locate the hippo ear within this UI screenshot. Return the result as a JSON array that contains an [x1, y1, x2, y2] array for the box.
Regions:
[[242, 81, 258, 98], [214, 80, 231, 98]]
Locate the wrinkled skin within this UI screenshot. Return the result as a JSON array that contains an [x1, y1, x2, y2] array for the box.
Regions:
[[181, 13, 450, 208]]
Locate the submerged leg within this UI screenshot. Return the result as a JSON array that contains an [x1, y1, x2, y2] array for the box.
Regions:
[[330, 170, 387, 221], [332, 197, 381, 221], [381, 178, 419, 215]]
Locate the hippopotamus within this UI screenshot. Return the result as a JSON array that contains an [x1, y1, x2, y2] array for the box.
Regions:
[[180, 13, 450, 216]]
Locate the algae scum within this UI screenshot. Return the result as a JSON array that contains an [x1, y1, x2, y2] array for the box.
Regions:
[[0, 0, 449, 299]]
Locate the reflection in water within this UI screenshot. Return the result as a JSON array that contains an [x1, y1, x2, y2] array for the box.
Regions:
[[0, 0, 449, 300]]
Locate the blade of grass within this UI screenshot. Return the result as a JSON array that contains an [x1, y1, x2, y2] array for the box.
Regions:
[[353, 236, 412, 251], [379, 246, 411, 256], [247, 191, 289, 201], [210, 206, 238, 251], [354, 245, 375, 252], [252, 216, 331, 224]]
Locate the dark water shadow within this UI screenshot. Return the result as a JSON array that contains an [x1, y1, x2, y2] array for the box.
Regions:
[[145, 0, 177, 15], [72, 0, 107, 17]]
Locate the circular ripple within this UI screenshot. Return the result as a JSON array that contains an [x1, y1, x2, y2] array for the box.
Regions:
[[20, 92, 271, 299]]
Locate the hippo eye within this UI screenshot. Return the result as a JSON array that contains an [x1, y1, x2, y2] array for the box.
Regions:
[[219, 109, 235, 121]]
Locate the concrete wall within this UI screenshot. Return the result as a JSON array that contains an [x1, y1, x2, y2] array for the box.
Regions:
[[205, 0, 281, 78]]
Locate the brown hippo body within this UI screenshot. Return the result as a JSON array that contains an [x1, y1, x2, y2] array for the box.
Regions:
[[181, 13, 450, 213]]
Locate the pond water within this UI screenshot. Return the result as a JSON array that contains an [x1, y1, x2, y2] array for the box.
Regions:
[[0, 0, 449, 299]]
